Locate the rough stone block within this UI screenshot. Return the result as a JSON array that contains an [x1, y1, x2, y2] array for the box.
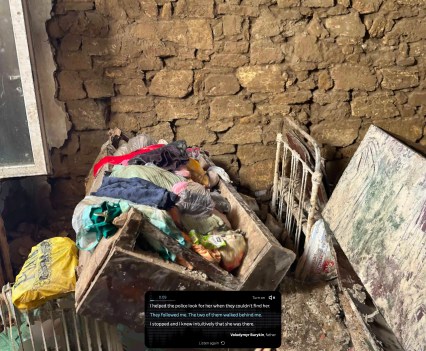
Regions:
[[207, 120, 234, 132], [351, 93, 399, 118], [317, 70, 333, 90], [67, 99, 106, 130], [129, 21, 159, 40], [149, 70, 194, 97], [109, 113, 147, 132], [220, 123, 262, 144], [386, 18, 426, 43], [325, 12, 365, 38], [210, 96, 253, 119], [217, 4, 260, 17], [205, 74, 241, 96], [409, 41, 426, 57], [237, 144, 276, 165], [155, 99, 198, 121], [311, 102, 351, 123], [165, 58, 203, 70], [111, 96, 154, 113], [381, 68, 419, 90], [331, 64, 377, 91], [374, 116, 424, 142], [311, 119, 361, 147], [57, 50, 92, 70], [271, 91, 312, 104], [82, 37, 121, 56], [262, 118, 284, 145], [313, 91, 350, 105], [397, 0, 426, 4], [294, 34, 322, 62], [302, 0, 334, 7], [250, 39, 284, 64], [61, 34, 82, 52], [307, 14, 329, 39], [239, 159, 275, 191], [143, 122, 174, 141], [256, 102, 291, 116], [138, 55, 163, 70], [223, 15, 243, 36], [119, 0, 143, 18], [175, 0, 215, 18], [236, 65, 285, 93], [210, 54, 249, 68], [224, 41, 250, 54], [175, 122, 216, 145], [252, 9, 281, 37], [352, 0, 382, 14], [57, 71, 86, 101], [204, 143, 236, 156], [105, 67, 137, 79], [408, 91, 426, 106], [55, 2, 95, 14], [117, 79, 148, 96], [277, 0, 301, 7], [158, 20, 213, 50], [84, 79, 114, 98]]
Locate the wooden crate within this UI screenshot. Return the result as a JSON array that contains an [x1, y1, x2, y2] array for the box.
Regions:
[[75, 139, 295, 331]]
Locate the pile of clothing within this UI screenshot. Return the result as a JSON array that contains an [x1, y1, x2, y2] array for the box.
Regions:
[[72, 133, 247, 273]]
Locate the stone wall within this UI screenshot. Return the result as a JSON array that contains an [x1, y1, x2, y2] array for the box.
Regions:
[[47, 0, 426, 213]]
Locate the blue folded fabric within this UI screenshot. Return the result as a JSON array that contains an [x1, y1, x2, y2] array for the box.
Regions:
[[91, 177, 179, 210]]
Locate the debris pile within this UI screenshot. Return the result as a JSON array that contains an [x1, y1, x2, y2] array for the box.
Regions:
[[73, 132, 248, 273]]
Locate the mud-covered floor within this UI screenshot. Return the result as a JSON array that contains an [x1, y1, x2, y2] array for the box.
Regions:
[[278, 277, 351, 351], [126, 277, 351, 351]]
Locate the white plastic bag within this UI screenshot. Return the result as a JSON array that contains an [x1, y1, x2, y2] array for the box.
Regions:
[[295, 219, 337, 282]]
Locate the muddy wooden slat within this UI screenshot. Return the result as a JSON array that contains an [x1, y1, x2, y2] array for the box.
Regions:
[[77, 247, 227, 331], [134, 218, 241, 290], [0, 216, 14, 283], [85, 139, 110, 194], [75, 209, 144, 302], [219, 181, 296, 290], [323, 125, 426, 351]]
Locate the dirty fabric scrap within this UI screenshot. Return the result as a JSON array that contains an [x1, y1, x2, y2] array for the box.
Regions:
[[128, 143, 189, 171], [92, 177, 179, 210]]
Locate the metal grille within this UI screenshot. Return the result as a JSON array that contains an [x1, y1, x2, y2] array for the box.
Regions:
[[0, 284, 123, 351], [271, 118, 325, 256]]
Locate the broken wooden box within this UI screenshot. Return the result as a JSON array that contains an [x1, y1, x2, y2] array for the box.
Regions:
[[75, 136, 296, 331]]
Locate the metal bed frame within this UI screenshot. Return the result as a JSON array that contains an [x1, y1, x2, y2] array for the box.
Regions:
[[0, 284, 123, 351], [271, 118, 325, 257]]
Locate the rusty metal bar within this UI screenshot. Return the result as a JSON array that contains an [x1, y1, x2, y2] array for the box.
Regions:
[[271, 118, 323, 255]]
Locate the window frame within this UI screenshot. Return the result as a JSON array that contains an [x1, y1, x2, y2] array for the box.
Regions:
[[0, 0, 48, 179]]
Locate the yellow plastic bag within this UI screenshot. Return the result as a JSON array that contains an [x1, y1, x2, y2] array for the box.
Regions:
[[12, 237, 78, 310]]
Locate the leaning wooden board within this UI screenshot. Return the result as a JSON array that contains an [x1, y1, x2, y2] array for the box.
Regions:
[[322, 126, 425, 351], [76, 135, 296, 330]]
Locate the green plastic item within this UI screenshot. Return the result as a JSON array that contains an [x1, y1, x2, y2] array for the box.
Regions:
[[188, 230, 227, 249], [0, 323, 30, 351]]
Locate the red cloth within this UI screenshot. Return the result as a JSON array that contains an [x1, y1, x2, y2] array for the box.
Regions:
[[93, 144, 164, 176]]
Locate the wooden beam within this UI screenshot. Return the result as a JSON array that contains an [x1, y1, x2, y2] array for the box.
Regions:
[[0, 215, 14, 283]]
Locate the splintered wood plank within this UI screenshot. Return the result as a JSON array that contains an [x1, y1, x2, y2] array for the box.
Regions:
[[219, 181, 296, 290], [136, 219, 241, 290], [75, 209, 144, 303], [85, 140, 110, 194], [322, 125, 426, 351], [0, 216, 14, 283], [76, 247, 227, 331]]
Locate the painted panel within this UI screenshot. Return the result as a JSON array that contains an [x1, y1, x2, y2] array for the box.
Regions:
[[323, 125, 426, 351]]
